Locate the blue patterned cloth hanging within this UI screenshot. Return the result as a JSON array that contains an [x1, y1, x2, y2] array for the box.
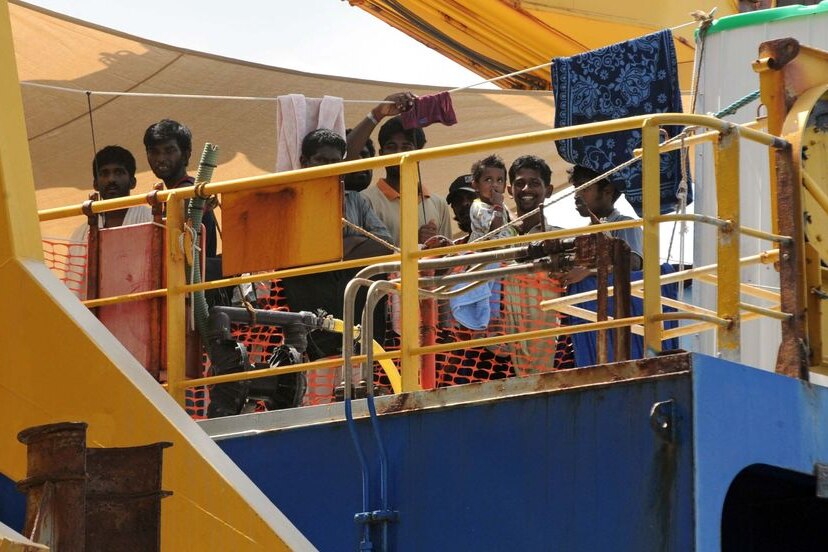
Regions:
[[552, 29, 691, 215]]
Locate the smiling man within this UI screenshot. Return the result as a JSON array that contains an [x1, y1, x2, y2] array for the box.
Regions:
[[144, 119, 218, 257], [507, 155, 556, 234], [70, 145, 153, 242], [503, 154, 575, 374]]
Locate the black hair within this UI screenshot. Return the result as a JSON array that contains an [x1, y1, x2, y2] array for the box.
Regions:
[[143, 119, 192, 154], [301, 128, 346, 159], [377, 116, 426, 149], [568, 165, 621, 201], [471, 154, 506, 183], [508, 155, 552, 186], [92, 145, 136, 179], [346, 128, 375, 157]]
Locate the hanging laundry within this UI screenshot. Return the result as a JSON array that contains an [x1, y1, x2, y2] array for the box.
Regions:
[[400, 91, 457, 130], [551, 29, 691, 216], [276, 94, 345, 171]]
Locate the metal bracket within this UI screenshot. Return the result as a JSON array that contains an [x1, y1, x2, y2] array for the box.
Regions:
[[649, 399, 675, 443], [354, 509, 399, 525], [815, 463, 828, 499]]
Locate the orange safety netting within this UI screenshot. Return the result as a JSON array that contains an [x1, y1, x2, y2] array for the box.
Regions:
[[43, 238, 573, 419], [185, 280, 341, 418], [379, 271, 574, 391], [42, 237, 87, 299]]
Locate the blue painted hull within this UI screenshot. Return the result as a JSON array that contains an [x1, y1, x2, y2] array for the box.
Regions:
[[3, 353, 828, 550], [208, 353, 828, 550]]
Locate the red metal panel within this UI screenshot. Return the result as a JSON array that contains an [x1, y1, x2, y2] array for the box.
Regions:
[[96, 224, 163, 378]]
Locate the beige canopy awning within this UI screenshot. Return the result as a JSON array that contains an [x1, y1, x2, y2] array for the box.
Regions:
[[347, 0, 741, 90], [11, 0, 563, 239]]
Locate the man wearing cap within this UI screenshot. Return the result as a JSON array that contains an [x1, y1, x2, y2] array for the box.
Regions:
[[446, 174, 476, 244]]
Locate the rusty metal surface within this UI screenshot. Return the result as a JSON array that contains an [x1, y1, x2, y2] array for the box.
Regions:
[[16, 423, 172, 552], [148, 222, 164, 379], [17, 422, 88, 552], [738, 0, 773, 11], [760, 38, 800, 72], [86, 443, 172, 552], [613, 239, 632, 361], [596, 234, 611, 364], [757, 39, 828, 136], [200, 352, 692, 440], [774, 143, 809, 377], [754, 38, 828, 377], [755, 38, 828, 377], [84, 194, 100, 304], [572, 234, 598, 267], [380, 352, 691, 416]]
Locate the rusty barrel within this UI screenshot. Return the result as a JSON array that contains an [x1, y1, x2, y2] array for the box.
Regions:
[[85, 442, 172, 552], [17, 422, 89, 552]]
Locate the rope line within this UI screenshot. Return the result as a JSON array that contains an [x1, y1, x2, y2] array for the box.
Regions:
[[21, 82, 393, 104], [467, 134, 679, 244], [713, 90, 761, 119], [448, 18, 699, 93], [341, 218, 401, 253], [86, 91, 99, 183]]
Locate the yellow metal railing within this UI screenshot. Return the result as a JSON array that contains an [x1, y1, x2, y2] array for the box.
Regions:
[[38, 113, 791, 406]]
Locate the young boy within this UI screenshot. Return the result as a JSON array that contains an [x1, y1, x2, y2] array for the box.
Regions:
[[468, 154, 517, 242], [570, 165, 643, 270]]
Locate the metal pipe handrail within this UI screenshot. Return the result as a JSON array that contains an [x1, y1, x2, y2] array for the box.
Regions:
[[169, 271, 788, 391], [38, 113, 787, 222], [540, 250, 780, 311], [53, 108, 797, 400], [170, 349, 398, 389], [631, 119, 766, 156], [410, 316, 646, 357]]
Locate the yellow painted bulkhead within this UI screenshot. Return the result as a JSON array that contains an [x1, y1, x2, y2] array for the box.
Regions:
[[0, 1, 314, 549]]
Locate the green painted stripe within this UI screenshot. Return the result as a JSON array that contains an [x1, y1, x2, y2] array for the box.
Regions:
[[702, 1, 828, 37]]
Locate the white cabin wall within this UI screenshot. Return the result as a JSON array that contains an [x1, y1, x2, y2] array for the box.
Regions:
[[693, 12, 828, 370]]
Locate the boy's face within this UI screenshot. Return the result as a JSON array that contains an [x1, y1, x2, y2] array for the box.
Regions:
[[147, 139, 189, 183], [301, 145, 344, 168], [93, 162, 136, 200], [473, 166, 506, 205], [508, 167, 551, 215]]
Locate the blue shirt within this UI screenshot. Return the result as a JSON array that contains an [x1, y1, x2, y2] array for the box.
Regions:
[[344, 190, 393, 244], [604, 208, 643, 260]]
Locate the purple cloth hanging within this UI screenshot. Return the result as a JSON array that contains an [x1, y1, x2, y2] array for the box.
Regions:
[[400, 91, 458, 129]]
